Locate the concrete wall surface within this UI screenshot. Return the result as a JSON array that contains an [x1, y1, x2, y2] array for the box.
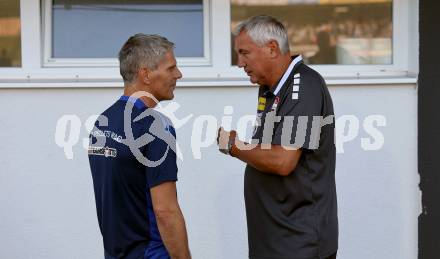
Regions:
[[0, 84, 420, 259]]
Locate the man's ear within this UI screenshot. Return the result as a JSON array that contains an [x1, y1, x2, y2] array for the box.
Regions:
[[139, 67, 151, 84], [266, 40, 281, 58]]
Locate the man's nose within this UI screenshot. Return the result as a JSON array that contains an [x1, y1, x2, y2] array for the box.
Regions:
[[176, 68, 182, 79], [237, 56, 245, 68]]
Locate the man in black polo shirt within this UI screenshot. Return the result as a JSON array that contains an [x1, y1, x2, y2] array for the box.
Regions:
[[217, 16, 338, 259], [88, 34, 191, 259]]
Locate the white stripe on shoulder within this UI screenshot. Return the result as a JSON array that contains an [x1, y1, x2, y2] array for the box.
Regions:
[[273, 55, 303, 96]]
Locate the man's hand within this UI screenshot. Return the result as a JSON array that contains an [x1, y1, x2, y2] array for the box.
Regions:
[[217, 127, 237, 155]]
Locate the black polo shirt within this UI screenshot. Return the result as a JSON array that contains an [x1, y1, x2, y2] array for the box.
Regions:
[[244, 56, 338, 259]]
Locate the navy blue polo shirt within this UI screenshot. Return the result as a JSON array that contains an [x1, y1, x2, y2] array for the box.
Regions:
[[88, 96, 178, 259]]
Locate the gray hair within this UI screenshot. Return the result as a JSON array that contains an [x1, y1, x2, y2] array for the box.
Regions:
[[233, 15, 290, 54], [119, 33, 175, 84]]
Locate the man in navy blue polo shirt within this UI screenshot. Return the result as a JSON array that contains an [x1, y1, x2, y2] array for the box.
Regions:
[[217, 16, 338, 259], [88, 34, 191, 259]]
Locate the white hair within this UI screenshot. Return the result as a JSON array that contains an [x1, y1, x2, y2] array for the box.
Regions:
[[233, 15, 290, 55]]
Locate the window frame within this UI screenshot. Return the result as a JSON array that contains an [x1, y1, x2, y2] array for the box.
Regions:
[[0, 0, 418, 87], [41, 0, 212, 67], [226, 0, 412, 77]]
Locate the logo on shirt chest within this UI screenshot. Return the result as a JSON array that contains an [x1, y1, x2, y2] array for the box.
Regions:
[[270, 96, 280, 112], [257, 97, 266, 112], [88, 146, 117, 158]]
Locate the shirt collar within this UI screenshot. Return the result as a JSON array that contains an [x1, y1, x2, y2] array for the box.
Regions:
[[119, 95, 147, 110], [268, 55, 303, 97]]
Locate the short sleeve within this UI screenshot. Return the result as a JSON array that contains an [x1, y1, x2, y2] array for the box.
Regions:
[[272, 76, 326, 150], [142, 112, 178, 188]]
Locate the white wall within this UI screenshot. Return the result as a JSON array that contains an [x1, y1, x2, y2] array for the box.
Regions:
[[0, 84, 420, 259]]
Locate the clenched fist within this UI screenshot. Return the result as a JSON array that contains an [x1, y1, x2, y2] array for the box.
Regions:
[[217, 127, 237, 155]]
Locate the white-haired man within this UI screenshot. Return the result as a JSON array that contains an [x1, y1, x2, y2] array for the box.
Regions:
[[217, 15, 338, 259]]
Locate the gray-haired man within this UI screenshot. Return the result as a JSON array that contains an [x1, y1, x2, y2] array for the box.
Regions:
[[89, 34, 191, 259], [217, 15, 338, 259]]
